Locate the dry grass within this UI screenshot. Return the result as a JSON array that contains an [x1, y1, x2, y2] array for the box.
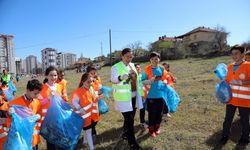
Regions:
[[15, 56, 250, 150]]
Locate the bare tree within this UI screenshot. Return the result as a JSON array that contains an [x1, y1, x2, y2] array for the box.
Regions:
[[125, 41, 144, 57], [214, 25, 230, 51]]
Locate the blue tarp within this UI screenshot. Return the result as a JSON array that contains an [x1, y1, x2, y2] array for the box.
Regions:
[[4, 88, 15, 102], [4, 105, 40, 150], [40, 95, 84, 150]]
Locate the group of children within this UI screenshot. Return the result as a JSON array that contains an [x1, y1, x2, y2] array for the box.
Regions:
[[0, 65, 105, 150], [1, 45, 248, 150]]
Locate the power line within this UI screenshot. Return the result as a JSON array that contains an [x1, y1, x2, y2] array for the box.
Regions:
[[15, 31, 107, 50]]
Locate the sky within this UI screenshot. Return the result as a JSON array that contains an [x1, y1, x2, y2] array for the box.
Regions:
[[0, 0, 250, 61]]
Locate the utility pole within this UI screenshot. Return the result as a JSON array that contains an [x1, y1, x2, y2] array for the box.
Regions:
[[109, 29, 112, 66], [100, 42, 103, 56]]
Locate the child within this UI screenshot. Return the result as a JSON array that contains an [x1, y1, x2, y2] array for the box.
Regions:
[[135, 64, 148, 128], [56, 69, 68, 101], [70, 73, 100, 150], [38, 66, 64, 150], [162, 62, 176, 88], [0, 79, 43, 150], [244, 50, 250, 62], [219, 45, 250, 146], [142, 52, 170, 137]]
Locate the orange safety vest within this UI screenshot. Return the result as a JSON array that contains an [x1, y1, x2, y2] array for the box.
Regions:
[[143, 65, 170, 99], [1, 86, 8, 102], [70, 87, 100, 128], [167, 72, 175, 88], [225, 62, 250, 108], [56, 79, 68, 101], [38, 83, 63, 123], [0, 96, 42, 149]]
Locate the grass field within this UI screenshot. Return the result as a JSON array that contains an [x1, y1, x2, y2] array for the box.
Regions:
[[15, 56, 250, 150]]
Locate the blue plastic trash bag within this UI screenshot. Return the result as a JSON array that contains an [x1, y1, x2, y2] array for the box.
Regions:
[[158, 82, 180, 113], [8, 81, 17, 93], [4, 88, 15, 102], [216, 81, 232, 103], [4, 105, 40, 150], [214, 63, 228, 80], [100, 86, 113, 98], [40, 95, 84, 149], [98, 98, 108, 114]]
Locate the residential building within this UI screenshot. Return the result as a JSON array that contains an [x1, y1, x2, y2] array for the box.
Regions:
[[21, 59, 27, 74], [176, 26, 220, 44], [15, 58, 22, 74], [41, 48, 57, 71], [64, 53, 76, 67], [26, 55, 37, 74], [0, 34, 16, 74]]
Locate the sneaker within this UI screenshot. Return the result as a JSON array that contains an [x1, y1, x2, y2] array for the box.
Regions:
[[155, 129, 161, 135], [122, 133, 128, 140], [140, 122, 148, 128], [130, 143, 142, 150], [166, 113, 172, 118], [219, 136, 229, 145], [149, 132, 156, 137], [238, 138, 249, 146]]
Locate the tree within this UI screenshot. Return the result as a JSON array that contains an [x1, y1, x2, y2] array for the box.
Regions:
[[242, 39, 250, 51], [214, 25, 230, 51]]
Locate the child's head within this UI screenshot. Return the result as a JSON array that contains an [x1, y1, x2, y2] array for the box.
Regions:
[[1, 81, 7, 87], [162, 62, 170, 71], [78, 73, 91, 89], [244, 50, 250, 62], [87, 66, 97, 79], [230, 45, 245, 63], [150, 52, 161, 66], [135, 64, 141, 74], [26, 79, 43, 99], [43, 66, 58, 84], [57, 69, 65, 80]]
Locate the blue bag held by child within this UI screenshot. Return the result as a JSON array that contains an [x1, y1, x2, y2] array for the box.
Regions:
[[216, 81, 232, 103], [8, 81, 17, 93], [4, 105, 40, 150], [40, 95, 84, 149], [100, 86, 113, 98], [98, 98, 108, 114], [4, 88, 15, 102], [214, 63, 228, 80], [158, 82, 180, 113]]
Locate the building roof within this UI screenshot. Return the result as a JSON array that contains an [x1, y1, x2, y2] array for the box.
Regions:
[[177, 26, 218, 38]]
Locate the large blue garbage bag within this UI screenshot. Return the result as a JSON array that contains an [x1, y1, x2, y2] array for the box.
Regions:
[[4, 88, 15, 102], [214, 63, 228, 80], [216, 81, 232, 103], [4, 105, 40, 150], [40, 95, 84, 149], [158, 82, 180, 113], [98, 98, 108, 114], [100, 86, 113, 98], [8, 81, 17, 92]]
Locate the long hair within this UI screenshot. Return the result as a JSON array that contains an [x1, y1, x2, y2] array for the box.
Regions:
[[78, 73, 89, 88], [43, 66, 58, 84]]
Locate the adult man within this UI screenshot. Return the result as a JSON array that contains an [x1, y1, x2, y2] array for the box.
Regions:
[[110, 48, 143, 150], [0, 70, 11, 83]]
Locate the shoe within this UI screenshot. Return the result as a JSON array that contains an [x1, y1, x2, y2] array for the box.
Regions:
[[140, 122, 148, 128], [130, 143, 142, 150], [219, 136, 229, 145], [166, 113, 172, 118], [122, 133, 128, 140], [149, 131, 156, 137], [155, 129, 161, 135], [238, 138, 249, 146]]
